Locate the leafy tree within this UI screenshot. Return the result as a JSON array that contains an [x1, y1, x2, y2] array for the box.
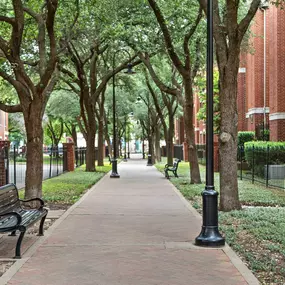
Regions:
[[145, 71, 178, 165], [46, 90, 80, 146], [140, 0, 205, 183], [58, 0, 141, 172], [196, 70, 220, 132], [198, 0, 261, 210], [0, 0, 59, 198], [8, 112, 26, 145]]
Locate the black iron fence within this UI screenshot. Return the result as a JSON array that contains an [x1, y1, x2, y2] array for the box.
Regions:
[[237, 145, 285, 189], [4, 146, 87, 189], [75, 147, 86, 167], [173, 145, 183, 161], [196, 144, 206, 165]]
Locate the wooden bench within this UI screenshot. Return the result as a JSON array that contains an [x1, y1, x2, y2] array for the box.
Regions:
[[164, 159, 181, 179], [0, 184, 48, 259]]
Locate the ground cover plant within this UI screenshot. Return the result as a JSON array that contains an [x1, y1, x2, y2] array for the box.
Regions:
[[156, 159, 285, 284], [20, 161, 112, 208]]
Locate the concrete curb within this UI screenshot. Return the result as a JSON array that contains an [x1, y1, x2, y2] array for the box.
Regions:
[[167, 178, 260, 285], [0, 173, 108, 285]]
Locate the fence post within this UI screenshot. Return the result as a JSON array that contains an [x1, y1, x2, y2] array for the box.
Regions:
[[266, 145, 269, 187], [14, 146, 16, 184], [56, 149, 59, 176], [75, 147, 78, 167], [49, 148, 52, 178], [252, 146, 255, 184]]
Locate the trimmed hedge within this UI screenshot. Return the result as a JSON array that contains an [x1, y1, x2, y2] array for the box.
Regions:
[[244, 141, 285, 177], [238, 131, 255, 147]]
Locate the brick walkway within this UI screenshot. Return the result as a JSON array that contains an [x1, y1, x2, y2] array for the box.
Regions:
[[2, 155, 259, 285]]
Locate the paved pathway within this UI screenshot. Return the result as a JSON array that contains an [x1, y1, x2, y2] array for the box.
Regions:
[[3, 155, 259, 285]]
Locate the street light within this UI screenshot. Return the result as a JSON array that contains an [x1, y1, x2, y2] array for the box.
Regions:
[[110, 50, 135, 178], [123, 115, 128, 162], [195, 0, 225, 246]]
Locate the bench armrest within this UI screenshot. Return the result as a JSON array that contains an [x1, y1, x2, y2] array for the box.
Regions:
[[0, 212, 22, 227], [19, 198, 45, 209]]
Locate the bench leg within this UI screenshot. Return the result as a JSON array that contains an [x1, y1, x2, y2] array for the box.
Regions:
[[174, 171, 178, 178], [165, 170, 170, 179], [9, 230, 17, 236], [38, 214, 47, 236], [14, 230, 26, 259]]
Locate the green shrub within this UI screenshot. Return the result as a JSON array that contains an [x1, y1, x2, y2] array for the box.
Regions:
[[244, 141, 285, 176], [238, 131, 255, 147]]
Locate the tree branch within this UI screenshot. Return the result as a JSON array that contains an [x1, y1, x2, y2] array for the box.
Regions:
[[36, 0, 58, 93], [139, 52, 179, 96], [184, 7, 202, 71], [0, 102, 22, 113], [0, 69, 24, 93], [238, 0, 261, 39], [58, 66, 80, 84], [147, 0, 185, 73], [60, 76, 80, 95], [0, 15, 15, 25]]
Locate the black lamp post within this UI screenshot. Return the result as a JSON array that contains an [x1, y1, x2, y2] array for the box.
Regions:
[[146, 93, 153, 166], [123, 115, 128, 162], [195, 0, 225, 246], [110, 50, 135, 178], [127, 124, 130, 159]]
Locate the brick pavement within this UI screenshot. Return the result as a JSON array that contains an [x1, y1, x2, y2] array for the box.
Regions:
[[2, 154, 259, 285]]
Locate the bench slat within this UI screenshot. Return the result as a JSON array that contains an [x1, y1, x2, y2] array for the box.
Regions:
[[0, 184, 20, 214]]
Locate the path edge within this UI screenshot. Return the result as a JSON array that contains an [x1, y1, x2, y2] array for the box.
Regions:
[[167, 179, 260, 285], [0, 172, 109, 285]]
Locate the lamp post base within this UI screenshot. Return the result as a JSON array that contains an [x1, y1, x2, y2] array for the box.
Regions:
[[147, 154, 152, 166], [195, 226, 225, 246], [195, 188, 225, 247], [110, 159, 120, 178]]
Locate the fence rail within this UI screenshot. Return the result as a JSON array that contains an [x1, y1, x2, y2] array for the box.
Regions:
[[3, 146, 87, 189], [238, 145, 285, 189]]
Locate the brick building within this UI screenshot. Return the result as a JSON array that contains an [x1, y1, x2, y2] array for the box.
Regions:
[[238, 5, 285, 141], [0, 110, 8, 141]]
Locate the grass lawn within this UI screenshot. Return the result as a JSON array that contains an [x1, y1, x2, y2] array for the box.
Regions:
[[20, 160, 112, 207], [156, 159, 285, 285]]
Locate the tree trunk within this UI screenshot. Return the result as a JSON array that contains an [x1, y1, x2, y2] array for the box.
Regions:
[[85, 128, 96, 172], [218, 64, 241, 211], [24, 105, 44, 199], [183, 78, 201, 184], [154, 124, 161, 162], [71, 125, 77, 147], [148, 135, 155, 164], [97, 114, 104, 166], [166, 116, 175, 165]]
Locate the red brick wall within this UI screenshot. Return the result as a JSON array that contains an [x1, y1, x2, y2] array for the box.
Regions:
[[268, 7, 285, 140], [63, 143, 75, 172], [237, 57, 247, 131], [270, 120, 285, 141], [245, 10, 270, 129]]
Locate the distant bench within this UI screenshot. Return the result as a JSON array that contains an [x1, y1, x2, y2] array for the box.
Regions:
[[164, 159, 181, 179], [0, 184, 48, 259]]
